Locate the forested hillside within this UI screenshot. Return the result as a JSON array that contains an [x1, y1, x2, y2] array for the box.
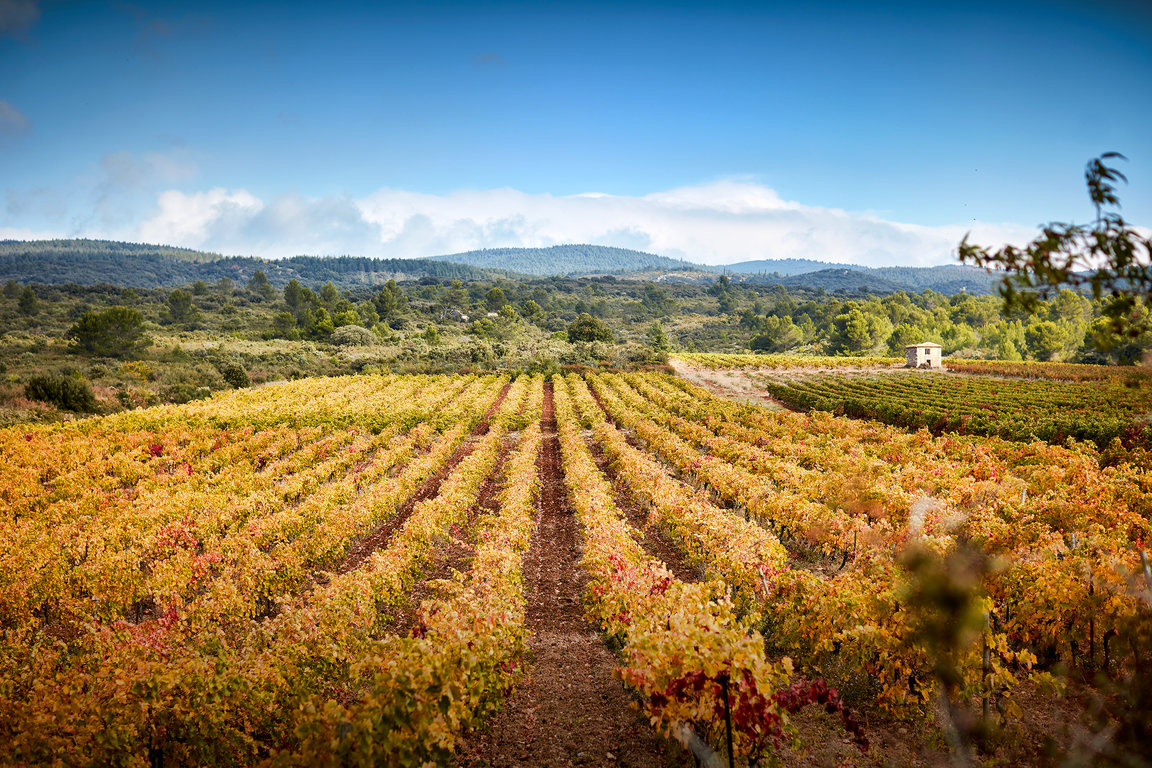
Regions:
[[0, 240, 496, 287], [721, 257, 864, 275], [429, 245, 700, 275], [736, 264, 996, 295]]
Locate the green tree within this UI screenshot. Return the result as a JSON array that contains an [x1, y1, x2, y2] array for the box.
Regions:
[[374, 279, 406, 318], [642, 284, 674, 315], [303, 307, 335, 339], [948, 294, 997, 328], [18, 285, 39, 316], [886, 323, 919, 356], [332, 298, 360, 328], [1025, 320, 1063, 361], [993, 320, 1026, 361], [751, 316, 802, 352], [191, 280, 209, 295], [829, 307, 874, 354], [444, 279, 467, 309], [716, 292, 737, 314], [284, 279, 310, 313], [960, 153, 1151, 346], [165, 289, 199, 326], [247, 269, 275, 300], [567, 312, 613, 343], [215, 358, 250, 389], [271, 311, 298, 339], [357, 300, 380, 328], [708, 275, 739, 314], [485, 286, 507, 312], [522, 299, 545, 323], [320, 281, 340, 306], [68, 306, 150, 358], [2, 280, 18, 299], [217, 276, 234, 295], [647, 321, 670, 353]]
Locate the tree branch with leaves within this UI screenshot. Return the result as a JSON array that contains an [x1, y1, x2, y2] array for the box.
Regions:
[[958, 153, 1151, 350]]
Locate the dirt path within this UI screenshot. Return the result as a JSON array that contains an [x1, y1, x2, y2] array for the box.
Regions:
[[456, 382, 672, 768], [668, 358, 790, 408]]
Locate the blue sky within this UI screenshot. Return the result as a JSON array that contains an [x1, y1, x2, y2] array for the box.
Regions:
[[2, 0, 1150, 266]]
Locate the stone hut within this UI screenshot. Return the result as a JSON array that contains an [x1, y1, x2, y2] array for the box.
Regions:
[[905, 342, 943, 369]]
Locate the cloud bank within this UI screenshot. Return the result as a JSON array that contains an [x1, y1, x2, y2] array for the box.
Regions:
[[0, 0, 40, 37], [3, 169, 1039, 267], [0, 100, 31, 138]]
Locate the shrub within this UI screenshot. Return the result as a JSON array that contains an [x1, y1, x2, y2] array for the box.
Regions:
[[163, 383, 212, 404], [118, 361, 156, 381], [567, 313, 613, 343], [68, 306, 150, 358], [330, 324, 378, 346], [216, 359, 250, 389], [24, 374, 98, 412]]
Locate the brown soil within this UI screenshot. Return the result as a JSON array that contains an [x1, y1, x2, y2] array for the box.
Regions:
[[383, 435, 517, 637], [585, 435, 701, 585], [456, 382, 675, 768], [668, 358, 792, 409], [335, 382, 511, 575], [773, 676, 1093, 768]]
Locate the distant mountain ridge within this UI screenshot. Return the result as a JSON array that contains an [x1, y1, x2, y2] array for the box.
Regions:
[[737, 264, 997, 295], [0, 240, 498, 288], [718, 257, 865, 276], [0, 239, 996, 295], [428, 245, 700, 275]]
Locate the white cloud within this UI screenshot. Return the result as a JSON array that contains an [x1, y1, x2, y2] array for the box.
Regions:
[[0, 225, 64, 240], [137, 188, 263, 246], [351, 182, 1035, 267], [7, 172, 1041, 267]]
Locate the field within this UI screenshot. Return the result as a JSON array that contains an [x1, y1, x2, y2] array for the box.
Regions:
[[674, 354, 1152, 452], [2, 370, 1151, 766], [674, 352, 905, 370], [754, 371, 1152, 448]]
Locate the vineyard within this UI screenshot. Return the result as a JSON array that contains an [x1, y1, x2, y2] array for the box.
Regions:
[[674, 352, 904, 370], [941, 359, 1152, 383], [752, 371, 1152, 449], [2, 371, 1151, 766]]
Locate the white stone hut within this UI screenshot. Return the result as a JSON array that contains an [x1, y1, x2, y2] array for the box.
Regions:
[[905, 342, 943, 369]]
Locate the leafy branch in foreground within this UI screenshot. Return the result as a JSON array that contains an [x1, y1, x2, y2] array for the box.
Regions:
[[959, 153, 1152, 345]]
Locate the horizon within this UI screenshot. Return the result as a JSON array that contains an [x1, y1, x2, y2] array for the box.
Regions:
[[0, 236, 992, 272], [2, 0, 1150, 267]]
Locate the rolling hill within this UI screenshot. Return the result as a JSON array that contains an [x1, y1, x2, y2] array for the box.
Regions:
[[1, 239, 997, 296], [428, 245, 701, 276], [0, 240, 498, 288]]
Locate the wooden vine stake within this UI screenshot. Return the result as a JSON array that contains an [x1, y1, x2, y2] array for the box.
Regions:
[[720, 673, 735, 768], [981, 613, 991, 721]]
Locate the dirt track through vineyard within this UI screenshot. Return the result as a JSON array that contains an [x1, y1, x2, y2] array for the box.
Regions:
[[336, 382, 511, 575], [456, 382, 672, 768], [586, 436, 701, 584], [385, 435, 517, 637]]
